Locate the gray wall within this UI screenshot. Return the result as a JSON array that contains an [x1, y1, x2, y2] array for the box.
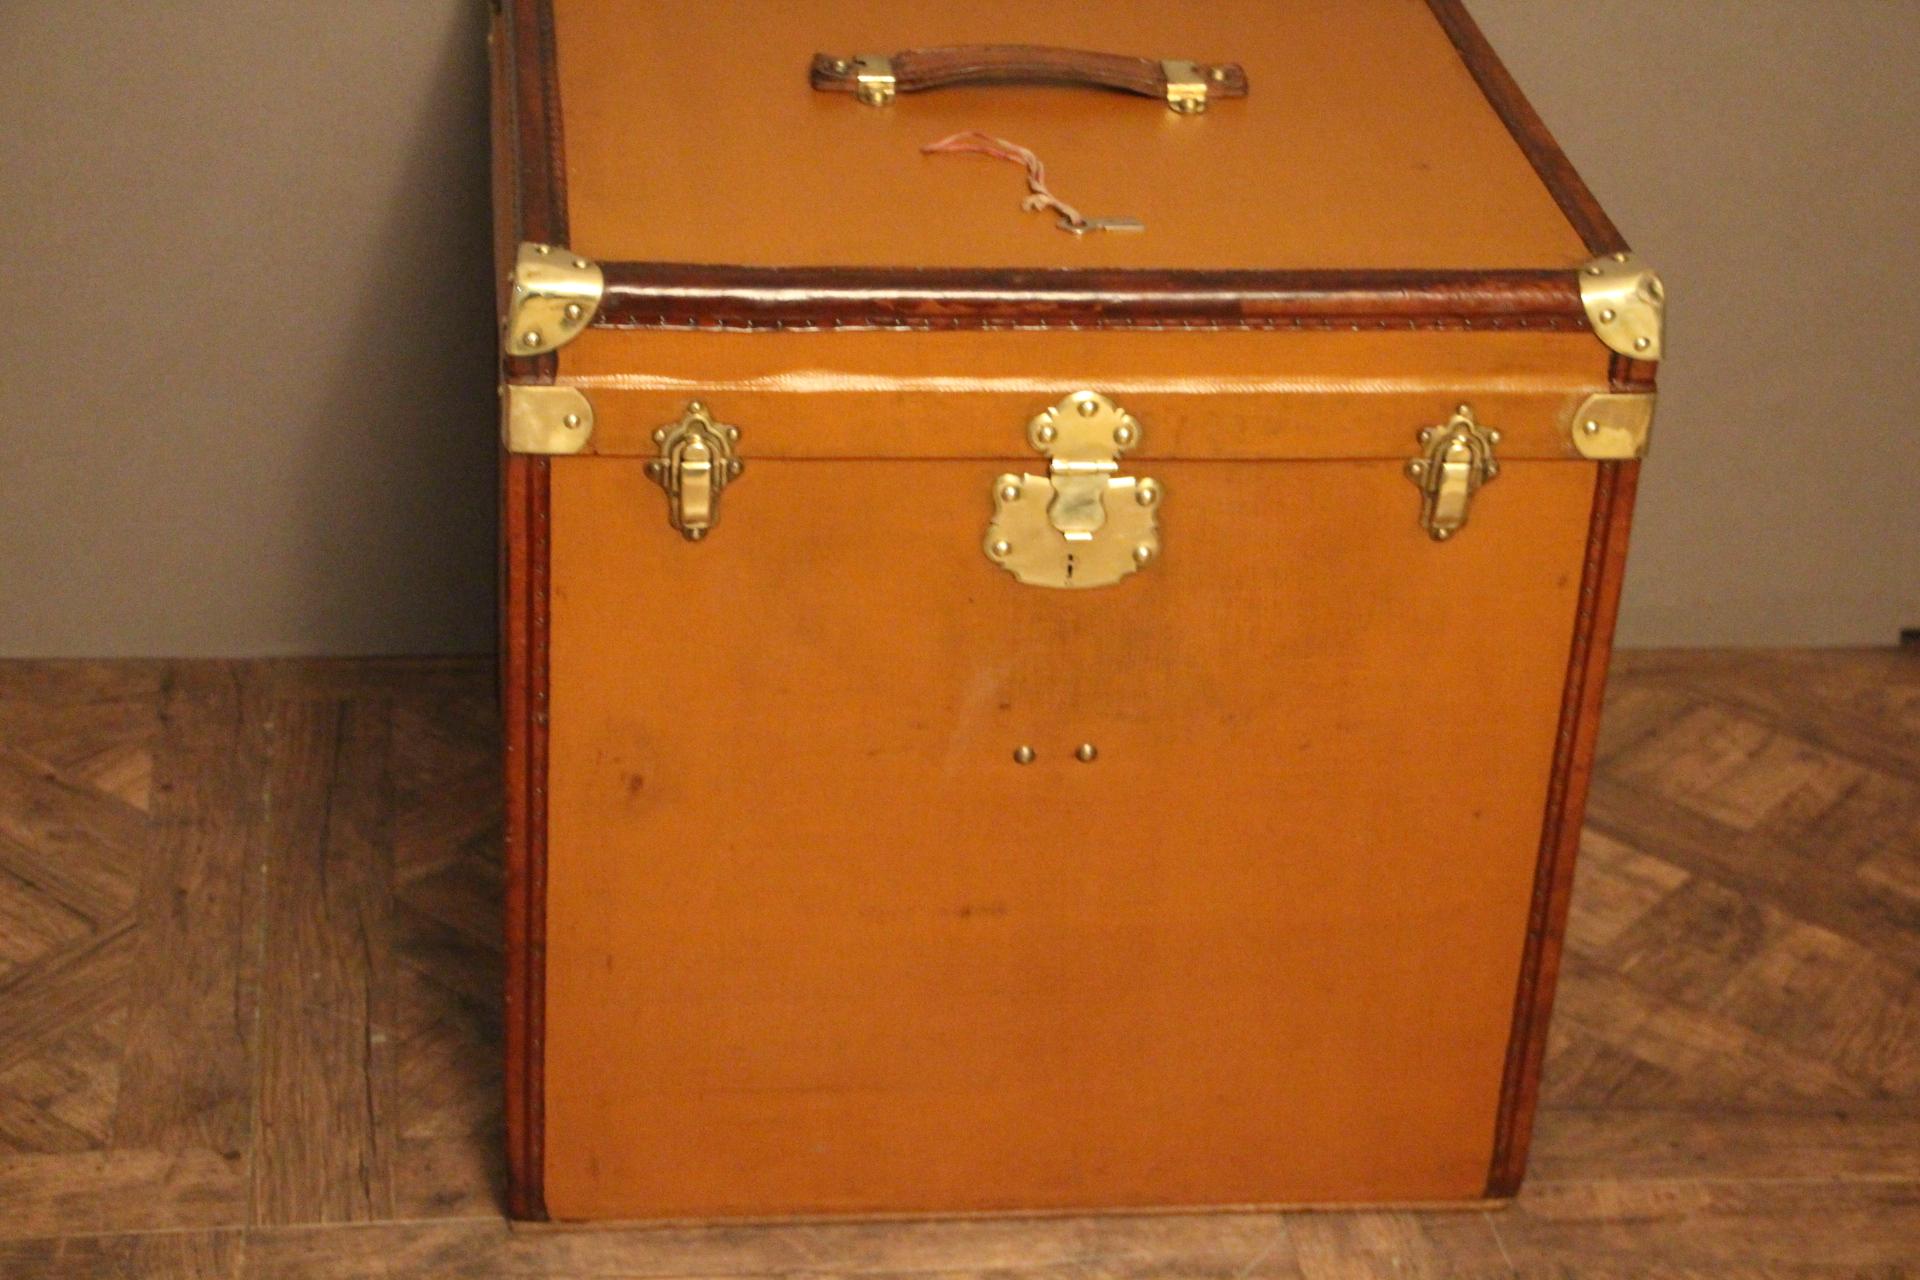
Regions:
[[1, 2, 1915, 656], [1474, 0, 1920, 647], [0, 2, 499, 656]]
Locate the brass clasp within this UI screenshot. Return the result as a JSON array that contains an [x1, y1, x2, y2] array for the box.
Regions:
[[647, 402, 743, 541], [1405, 404, 1501, 541]]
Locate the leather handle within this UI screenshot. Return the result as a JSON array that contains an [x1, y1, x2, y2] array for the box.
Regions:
[[810, 45, 1248, 112]]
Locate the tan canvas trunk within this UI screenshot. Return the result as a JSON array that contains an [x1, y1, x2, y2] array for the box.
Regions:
[[493, 0, 1664, 1223]]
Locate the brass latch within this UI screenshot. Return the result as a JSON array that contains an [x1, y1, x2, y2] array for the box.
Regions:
[[647, 402, 743, 541], [984, 392, 1161, 589], [1405, 404, 1501, 541]]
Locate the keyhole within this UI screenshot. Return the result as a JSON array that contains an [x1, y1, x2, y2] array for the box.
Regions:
[[1065, 553, 1076, 582]]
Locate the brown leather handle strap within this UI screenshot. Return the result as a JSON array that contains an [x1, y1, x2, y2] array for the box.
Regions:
[[810, 45, 1248, 112]]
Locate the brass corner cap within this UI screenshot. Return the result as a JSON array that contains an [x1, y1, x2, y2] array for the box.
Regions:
[[1579, 252, 1665, 361], [1571, 391, 1656, 460], [502, 383, 594, 455], [505, 243, 604, 357]]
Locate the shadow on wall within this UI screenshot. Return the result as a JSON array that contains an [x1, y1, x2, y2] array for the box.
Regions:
[[287, 4, 499, 655]]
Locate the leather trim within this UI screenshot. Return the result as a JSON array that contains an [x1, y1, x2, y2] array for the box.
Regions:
[[1424, 0, 1629, 258], [1610, 352, 1659, 394], [1486, 458, 1641, 1197], [499, 0, 561, 1223], [500, 0, 567, 388], [591, 265, 1591, 333]]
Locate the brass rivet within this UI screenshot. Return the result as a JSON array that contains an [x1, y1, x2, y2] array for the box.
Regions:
[[729, 458, 744, 476], [1457, 403, 1471, 416], [688, 400, 706, 414], [1487, 429, 1502, 444], [991, 539, 1011, 557], [1434, 527, 1453, 541], [572, 257, 588, 269], [1634, 337, 1652, 351], [1418, 428, 1434, 444], [1114, 424, 1135, 445], [1001, 484, 1021, 502], [1037, 425, 1057, 443], [1077, 397, 1100, 417], [522, 330, 542, 347], [1407, 460, 1425, 477], [1135, 486, 1156, 506], [564, 303, 584, 321], [830, 58, 849, 73], [562, 413, 581, 429], [1584, 419, 1602, 434], [1013, 745, 1035, 764], [1075, 743, 1098, 762], [534, 245, 551, 255], [1133, 545, 1153, 565], [726, 425, 740, 441], [652, 428, 667, 443], [1612, 251, 1630, 262], [1586, 265, 1603, 276], [1210, 66, 1228, 82], [1599, 307, 1617, 323]]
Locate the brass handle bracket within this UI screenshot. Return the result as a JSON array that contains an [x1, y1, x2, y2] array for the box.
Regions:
[[850, 53, 896, 106]]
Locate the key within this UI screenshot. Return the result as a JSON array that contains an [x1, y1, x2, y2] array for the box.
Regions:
[[1059, 215, 1146, 235]]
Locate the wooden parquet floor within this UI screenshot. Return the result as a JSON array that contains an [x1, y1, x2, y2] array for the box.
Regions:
[[0, 650, 1914, 1278]]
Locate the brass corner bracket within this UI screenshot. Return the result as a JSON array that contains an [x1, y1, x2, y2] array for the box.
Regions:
[[502, 384, 594, 455], [1570, 392, 1657, 460], [1579, 252, 1665, 361], [505, 243, 604, 357], [1406, 404, 1501, 541]]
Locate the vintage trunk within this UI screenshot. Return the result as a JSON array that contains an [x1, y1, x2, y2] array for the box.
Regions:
[[492, 0, 1662, 1222]]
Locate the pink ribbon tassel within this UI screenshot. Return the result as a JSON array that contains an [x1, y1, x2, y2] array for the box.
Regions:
[[920, 130, 1106, 232]]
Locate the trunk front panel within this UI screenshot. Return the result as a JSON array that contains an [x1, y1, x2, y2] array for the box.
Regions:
[[542, 441, 1595, 1218]]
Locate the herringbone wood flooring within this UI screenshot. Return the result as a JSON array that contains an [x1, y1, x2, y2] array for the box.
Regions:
[[0, 651, 1913, 1278]]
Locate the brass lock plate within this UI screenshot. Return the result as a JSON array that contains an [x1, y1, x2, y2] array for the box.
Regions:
[[984, 392, 1161, 589]]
